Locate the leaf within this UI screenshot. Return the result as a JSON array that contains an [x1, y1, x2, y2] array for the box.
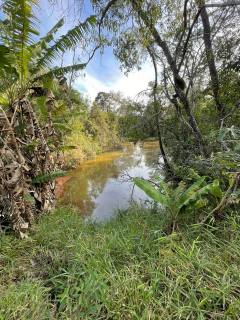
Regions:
[[40, 18, 64, 44], [158, 179, 171, 195], [59, 145, 77, 151], [3, 0, 39, 80], [173, 181, 186, 202], [179, 177, 206, 208], [36, 15, 95, 68], [194, 198, 208, 209], [32, 170, 67, 185], [209, 179, 223, 198], [30, 18, 64, 56], [87, 15, 97, 25], [0, 45, 11, 68], [180, 184, 211, 210], [133, 178, 168, 206], [35, 63, 86, 81]]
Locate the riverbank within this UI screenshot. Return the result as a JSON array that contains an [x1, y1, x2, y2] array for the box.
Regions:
[[56, 141, 160, 219], [1, 206, 240, 319], [61, 142, 123, 170]]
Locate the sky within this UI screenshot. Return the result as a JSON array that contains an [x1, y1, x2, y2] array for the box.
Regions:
[[37, 0, 153, 101]]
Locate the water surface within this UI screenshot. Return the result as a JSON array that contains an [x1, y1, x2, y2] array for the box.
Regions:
[[59, 141, 161, 221]]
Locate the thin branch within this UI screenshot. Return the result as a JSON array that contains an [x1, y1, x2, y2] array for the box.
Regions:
[[201, 173, 240, 224], [98, 0, 118, 38], [205, 1, 240, 8], [85, 45, 100, 64], [175, 0, 190, 59], [178, 0, 240, 71], [177, 9, 202, 71]]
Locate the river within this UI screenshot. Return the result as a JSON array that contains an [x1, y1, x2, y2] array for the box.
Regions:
[[58, 141, 162, 221]]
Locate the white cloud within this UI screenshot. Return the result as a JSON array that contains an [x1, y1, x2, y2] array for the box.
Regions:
[[74, 73, 110, 101], [74, 62, 154, 101]]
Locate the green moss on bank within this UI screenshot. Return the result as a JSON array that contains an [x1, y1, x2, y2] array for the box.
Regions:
[[1, 207, 240, 319]]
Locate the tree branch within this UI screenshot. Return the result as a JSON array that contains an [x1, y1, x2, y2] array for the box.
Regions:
[[205, 1, 240, 8], [98, 0, 118, 38], [177, 0, 240, 71]]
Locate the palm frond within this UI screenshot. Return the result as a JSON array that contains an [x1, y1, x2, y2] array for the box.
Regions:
[[31, 18, 64, 51], [37, 15, 96, 69], [2, 0, 39, 81], [0, 44, 11, 69], [34, 63, 86, 82], [42, 18, 65, 44]]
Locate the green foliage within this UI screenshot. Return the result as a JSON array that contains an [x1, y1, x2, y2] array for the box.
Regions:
[[176, 126, 240, 199], [114, 31, 145, 73], [0, 45, 12, 69], [37, 15, 96, 69], [0, 281, 52, 320], [39, 62, 87, 80], [32, 18, 64, 49], [50, 88, 121, 165], [219, 126, 240, 152], [87, 103, 120, 148], [219, 70, 240, 111], [32, 171, 67, 185], [2, 0, 39, 81], [0, 2, 96, 103], [134, 176, 222, 225], [1, 207, 240, 319]]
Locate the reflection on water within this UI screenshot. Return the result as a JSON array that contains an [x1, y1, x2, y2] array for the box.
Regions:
[[59, 141, 162, 221]]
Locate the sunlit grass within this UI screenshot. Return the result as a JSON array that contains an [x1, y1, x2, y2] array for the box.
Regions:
[[1, 206, 240, 319]]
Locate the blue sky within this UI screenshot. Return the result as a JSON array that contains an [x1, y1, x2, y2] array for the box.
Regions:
[[1, 0, 153, 101]]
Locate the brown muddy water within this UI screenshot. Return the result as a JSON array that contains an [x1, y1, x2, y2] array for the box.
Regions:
[[58, 141, 162, 221]]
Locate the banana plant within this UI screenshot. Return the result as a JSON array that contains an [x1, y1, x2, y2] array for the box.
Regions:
[[0, 0, 96, 103], [134, 176, 223, 229], [0, 0, 96, 232]]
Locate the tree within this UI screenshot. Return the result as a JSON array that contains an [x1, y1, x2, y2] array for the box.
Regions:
[[194, 0, 225, 119], [93, 0, 240, 160], [94, 0, 208, 156], [94, 91, 124, 112]]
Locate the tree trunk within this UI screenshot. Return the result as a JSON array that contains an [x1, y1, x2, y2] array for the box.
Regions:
[[147, 47, 173, 173], [197, 0, 224, 117], [132, 0, 206, 157]]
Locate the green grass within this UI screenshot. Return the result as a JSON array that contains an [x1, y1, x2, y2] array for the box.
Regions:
[[1, 206, 240, 319]]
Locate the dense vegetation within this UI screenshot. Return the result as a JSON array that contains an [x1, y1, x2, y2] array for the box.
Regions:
[[1, 207, 240, 319], [0, 2, 121, 231], [0, 0, 240, 318]]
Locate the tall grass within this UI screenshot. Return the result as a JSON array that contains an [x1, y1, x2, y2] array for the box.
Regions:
[[1, 206, 240, 319]]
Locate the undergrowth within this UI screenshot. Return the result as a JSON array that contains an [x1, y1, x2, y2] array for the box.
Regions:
[[1, 206, 240, 319]]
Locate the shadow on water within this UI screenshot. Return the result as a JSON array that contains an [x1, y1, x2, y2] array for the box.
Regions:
[[59, 141, 162, 221]]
